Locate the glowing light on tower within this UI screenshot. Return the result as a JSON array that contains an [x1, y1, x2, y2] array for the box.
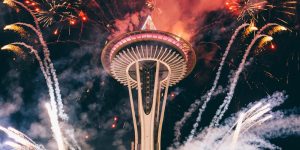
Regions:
[[101, 16, 196, 150]]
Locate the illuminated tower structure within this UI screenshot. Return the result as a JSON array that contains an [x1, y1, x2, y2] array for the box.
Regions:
[[101, 16, 196, 150]]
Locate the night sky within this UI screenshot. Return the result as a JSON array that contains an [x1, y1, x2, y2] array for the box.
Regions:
[[0, 0, 299, 150]]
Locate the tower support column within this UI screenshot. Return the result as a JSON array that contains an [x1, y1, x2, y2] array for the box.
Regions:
[[127, 60, 170, 150]]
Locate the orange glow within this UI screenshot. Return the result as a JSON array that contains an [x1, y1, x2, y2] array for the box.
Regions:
[[70, 20, 76, 25], [53, 29, 58, 35], [111, 124, 116, 128], [25, 1, 30, 4], [270, 43, 276, 52], [171, 93, 175, 97], [271, 44, 275, 49], [79, 11, 85, 17], [35, 8, 39, 12], [79, 11, 87, 22], [151, 0, 225, 41]]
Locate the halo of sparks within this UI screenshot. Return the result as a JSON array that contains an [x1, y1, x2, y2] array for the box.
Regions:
[[225, 0, 297, 24], [225, 0, 268, 20], [0, 0, 299, 149]]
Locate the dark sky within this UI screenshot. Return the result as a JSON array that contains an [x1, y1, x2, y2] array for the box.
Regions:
[[0, 0, 299, 150]]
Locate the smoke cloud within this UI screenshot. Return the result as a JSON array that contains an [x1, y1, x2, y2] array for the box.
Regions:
[[152, 0, 226, 40], [173, 92, 300, 150], [110, 0, 226, 41]]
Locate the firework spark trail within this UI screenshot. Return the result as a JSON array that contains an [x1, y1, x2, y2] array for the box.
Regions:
[[45, 103, 66, 150], [13, 22, 68, 120], [209, 23, 287, 126], [230, 112, 244, 150], [1, 42, 62, 150], [8, 0, 68, 121], [6, 42, 60, 120], [183, 24, 251, 142], [8, 127, 39, 146], [214, 98, 272, 149], [221, 99, 272, 139], [65, 129, 81, 150], [1, 44, 25, 58], [256, 23, 283, 35], [219, 103, 273, 149], [239, 105, 272, 131], [210, 34, 272, 127], [268, 25, 287, 35], [2, 1, 71, 149], [173, 99, 201, 145], [241, 114, 273, 135], [3, 1, 84, 149], [173, 87, 227, 145], [225, 96, 285, 149], [4, 141, 23, 150], [3, 24, 27, 37], [252, 114, 300, 138], [177, 92, 293, 150], [0, 127, 35, 148], [0, 126, 45, 150]]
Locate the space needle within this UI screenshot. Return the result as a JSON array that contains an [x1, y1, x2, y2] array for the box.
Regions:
[[101, 14, 196, 150]]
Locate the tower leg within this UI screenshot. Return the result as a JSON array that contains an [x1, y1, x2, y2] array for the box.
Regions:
[[127, 60, 171, 150]]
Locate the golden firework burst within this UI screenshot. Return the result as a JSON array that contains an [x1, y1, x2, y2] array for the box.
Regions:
[[4, 24, 27, 38], [1, 44, 25, 59]]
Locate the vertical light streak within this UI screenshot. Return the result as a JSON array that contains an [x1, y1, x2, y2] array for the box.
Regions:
[[45, 103, 66, 150], [230, 113, 244, 150]]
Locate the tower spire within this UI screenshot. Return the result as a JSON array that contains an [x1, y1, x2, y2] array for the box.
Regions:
[[141, 15, 156, 30]]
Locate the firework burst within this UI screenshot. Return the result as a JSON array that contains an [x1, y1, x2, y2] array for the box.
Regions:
[[268, 25, 287, 35], [244, 21, 258, 36], [1, 44, 25, 58], [176, 92, 299, 150], [225, 0, 297, 24], [0, 0, 298, 149], [32, 0, 83, 27], [257, 36, 273, 49], [1, 0, 76, 149], [255, 24, 288, 55], [4, 24, 27, 37], [3, 0, 16, 7], [225, 0, 268, 20], [266, 0, 297, 24]]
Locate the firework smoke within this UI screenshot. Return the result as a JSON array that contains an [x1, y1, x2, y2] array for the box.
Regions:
[[176, 23, 254, 142], [210, 34, 272, 127], [1, 0, 78, 149], [175, 92, 300, 150], [4, 0, 68, 122], [152, 0, 226, 40], [45, 103, 66, 150], [0, 126, 46, 150], [209, 23, 288, 126], [0, 0, 298, 149], [175, 21, 289, 147]]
